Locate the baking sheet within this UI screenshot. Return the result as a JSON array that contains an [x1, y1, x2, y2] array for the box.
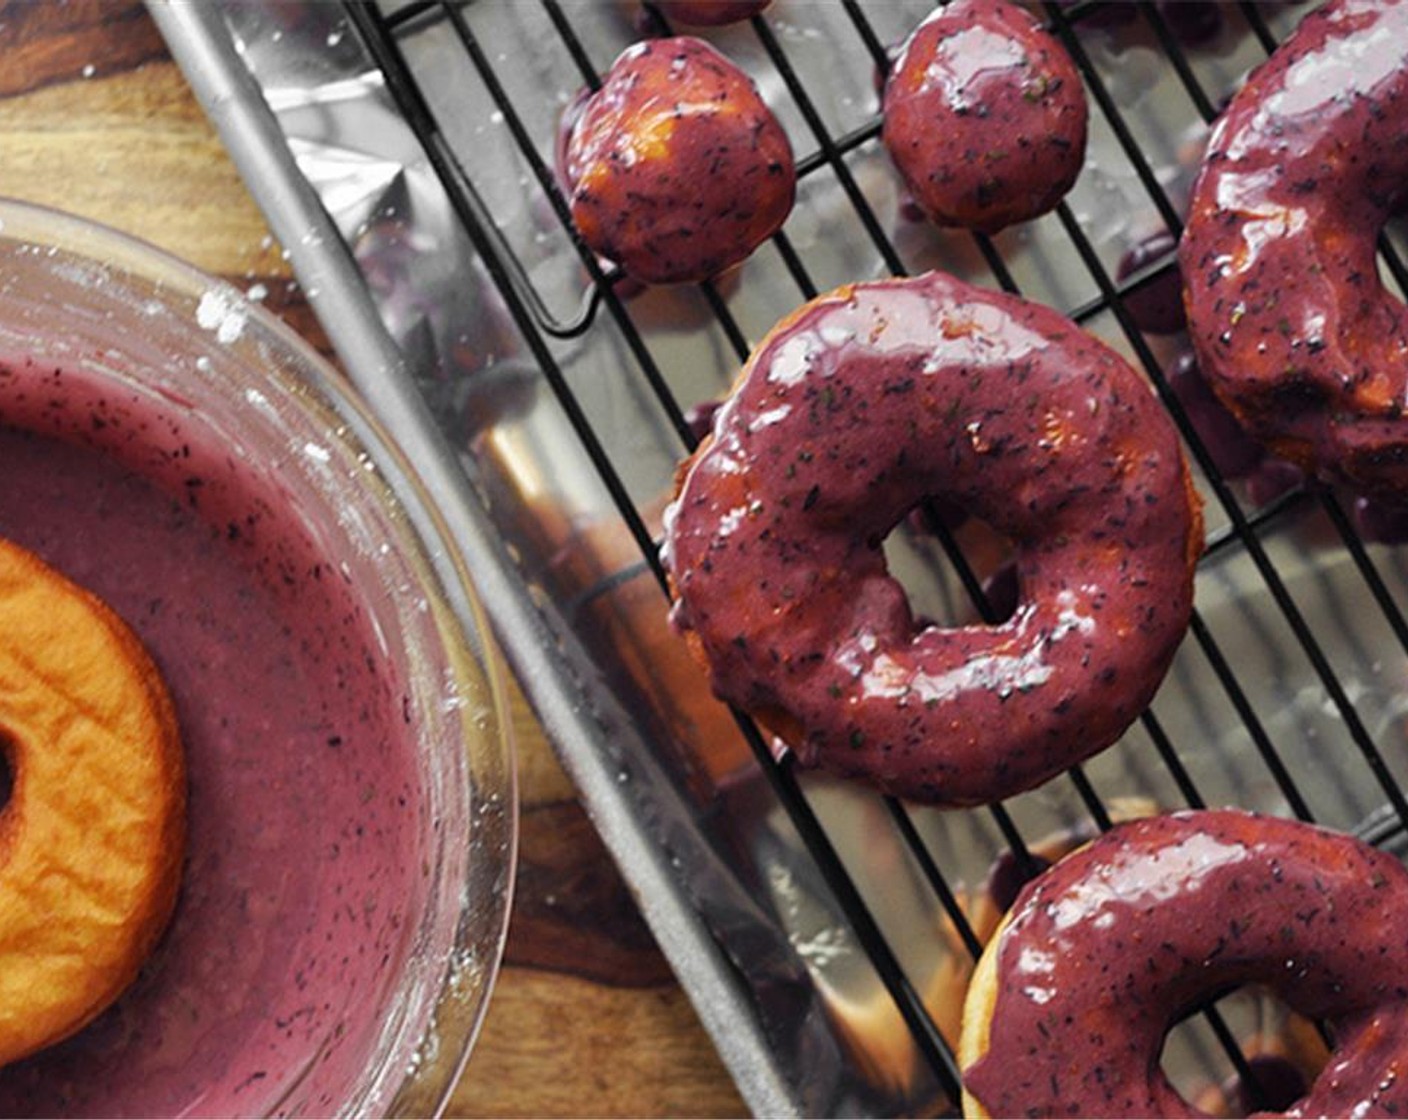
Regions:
[[156, 2, 1408, 1114]]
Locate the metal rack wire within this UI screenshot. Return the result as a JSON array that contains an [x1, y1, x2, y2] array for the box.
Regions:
[[342, 0, 1408, 1112]]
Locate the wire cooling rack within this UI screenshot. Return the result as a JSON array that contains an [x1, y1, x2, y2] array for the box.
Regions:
[[164, 0, 1408, 1114]]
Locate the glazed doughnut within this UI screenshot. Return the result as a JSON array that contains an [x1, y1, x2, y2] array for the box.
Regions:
[[960, 809, 1408, 1118], [818, 798, 1164, 1110], [974, 802, 1327, 1118], [1181, 0, 1408, 498], [562, 36, 794, 285], [662, 272, 1202, 807], [0, 538, 185, 1066], [882, 0, 1088, 234]]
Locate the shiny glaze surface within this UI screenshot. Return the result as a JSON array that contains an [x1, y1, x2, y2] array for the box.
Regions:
[[563, 36, 794, 285], [663, 272, 1200, 806], [964, 809, 1408, 1118], [882, 0, 1087, 234], [1181, 0, 1408, 498]]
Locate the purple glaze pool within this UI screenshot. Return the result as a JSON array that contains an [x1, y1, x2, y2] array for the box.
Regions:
[[0, 357, 427, 1117]]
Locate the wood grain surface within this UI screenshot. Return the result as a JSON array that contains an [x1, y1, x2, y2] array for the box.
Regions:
[[0, 3, 747, 1116]]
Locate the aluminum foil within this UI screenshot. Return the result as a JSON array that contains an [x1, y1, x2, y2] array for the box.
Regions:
[[159, 1, 1408, 1115]]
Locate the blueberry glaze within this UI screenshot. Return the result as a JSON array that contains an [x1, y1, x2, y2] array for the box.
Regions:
[[965, 809, 1408, 1118], [1181, 0, 1408, 499], [882, 0, 1088, 235], [663, 272, 1201, 807], [562, 36, 794, 285]]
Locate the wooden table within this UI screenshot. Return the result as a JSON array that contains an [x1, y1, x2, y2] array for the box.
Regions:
[[0, 4, 747, 1116]]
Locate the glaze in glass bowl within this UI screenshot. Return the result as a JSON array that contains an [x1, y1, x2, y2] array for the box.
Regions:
[[0, 199, 516, 1118]]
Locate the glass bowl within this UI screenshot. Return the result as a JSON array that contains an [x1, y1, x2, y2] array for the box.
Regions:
[[0, 199, 516, 1117]]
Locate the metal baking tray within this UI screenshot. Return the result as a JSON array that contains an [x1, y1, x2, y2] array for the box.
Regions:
[[153, 1, 1408, 1114]]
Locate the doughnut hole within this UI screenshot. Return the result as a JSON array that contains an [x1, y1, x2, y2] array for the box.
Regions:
[[1159, 987, 1327, 1118], [562, 36, 795, 285], [886, 497, 1017, 629]]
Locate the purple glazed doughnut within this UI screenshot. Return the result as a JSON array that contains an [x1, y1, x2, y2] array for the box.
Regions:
[[881, 0, 1088, 235], [1180, 0, 1408, 499], [662, 272, 1202, 807], [562, 36, 795, 285], [960, 808, 1408, 1118]]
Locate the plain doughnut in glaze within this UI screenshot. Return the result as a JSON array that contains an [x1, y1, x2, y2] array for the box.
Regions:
[[0, 537, 185, 1066]]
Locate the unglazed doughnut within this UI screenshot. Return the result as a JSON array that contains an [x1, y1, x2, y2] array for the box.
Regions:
[[0, 537, 185, 1066], [882, 0, 1088, 234], [960, 809, 1408, 1118], [1181, 0, 1408, 498], [562, 36, 794, 285], [662, 272, 1202, 806]]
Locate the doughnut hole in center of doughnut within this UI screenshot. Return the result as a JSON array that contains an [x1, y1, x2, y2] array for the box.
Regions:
[[888, 497, 1018, 628], [1158, 987, 1325, 1118]]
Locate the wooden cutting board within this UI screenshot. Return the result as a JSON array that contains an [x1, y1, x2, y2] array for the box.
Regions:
[[0, 2, 746, 1115]]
